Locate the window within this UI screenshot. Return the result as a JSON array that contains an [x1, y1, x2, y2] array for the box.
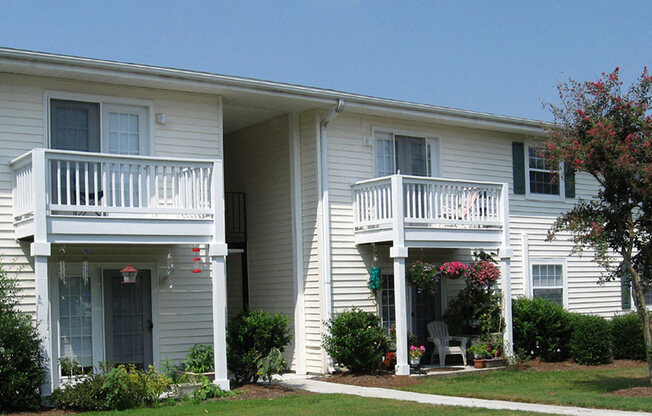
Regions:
[[380, 274, 395, 337], [374, 131, 436, 177], [59, 276, 93, 376], [531, 262, 565, 307], [644, 289, 652, 307], [527, 145, 562, 196]]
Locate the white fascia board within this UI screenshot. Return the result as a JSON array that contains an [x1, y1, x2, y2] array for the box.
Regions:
[[0, 47, 548, 135]]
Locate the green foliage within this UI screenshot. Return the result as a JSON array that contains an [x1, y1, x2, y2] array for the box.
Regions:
[[51, 364, 172, 411], [184, 344, 214, 373], [568, 314, 613, 365], [612, 313, 647, 360], [444, 285, 502, 336], [512, 297, 572, 362], [256, 347, 288, 383], [0, 261, 44, 412], [192, 376, 234, 401], [227, 309, 292, 385], [322, 308, 389, 373], [468, 343, 493, 359]]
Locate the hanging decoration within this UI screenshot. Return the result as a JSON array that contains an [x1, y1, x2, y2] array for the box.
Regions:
[[166, 250, 175, 278], [120, 264, 138, 284], [58, 246, 67, 284], [81, 249, 89, 285], [192, 247, 202, 273], [368, 243, 382, 294]]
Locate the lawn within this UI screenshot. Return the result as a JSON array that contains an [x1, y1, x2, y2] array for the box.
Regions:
[[81, 394, 556, 416], [401, 366, 651, 412]]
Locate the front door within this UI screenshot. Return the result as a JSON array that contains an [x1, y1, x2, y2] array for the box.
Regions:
[[103, 269, 153, 368], [411, 284, 442, 347]]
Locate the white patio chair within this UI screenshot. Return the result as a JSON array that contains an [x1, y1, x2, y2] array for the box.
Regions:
[[427, 321, 468, 367]]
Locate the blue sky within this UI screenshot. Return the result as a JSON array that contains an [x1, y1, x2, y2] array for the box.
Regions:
[[1, 0, 650, 121]]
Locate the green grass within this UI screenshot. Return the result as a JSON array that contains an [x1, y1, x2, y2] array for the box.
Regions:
[[401, 366, 651, 412], [80, 394, 556, 416]]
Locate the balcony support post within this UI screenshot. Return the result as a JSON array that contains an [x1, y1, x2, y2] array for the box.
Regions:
[[499, 182, 514, 360], [390, 175, 410, 375]]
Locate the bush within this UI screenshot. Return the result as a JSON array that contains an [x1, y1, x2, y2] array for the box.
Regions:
[[568, 314, 613, 365], [512, 297, 572, 361], [51, 364, 171, 411], [227, 310, 292, 385], [184, 344, 214, 373], [0, 262, 45, 412], [322, 308, 389, 373], [612, 312, 646, 360]]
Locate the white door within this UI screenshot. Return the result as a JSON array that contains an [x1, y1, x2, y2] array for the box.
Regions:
[[102, 105, 149, 207]]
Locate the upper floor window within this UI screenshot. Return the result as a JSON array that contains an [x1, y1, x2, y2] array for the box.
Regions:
[[531, 261, 566, 307], [374, 131, 437, 177], [527, 145, 563, 196]]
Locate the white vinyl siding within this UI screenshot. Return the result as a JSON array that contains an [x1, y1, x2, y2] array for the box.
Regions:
[[0, 73, 221, 367], [224, 115, 296, 369]]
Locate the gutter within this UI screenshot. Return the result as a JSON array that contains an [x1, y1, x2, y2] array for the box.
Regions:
[[0, 47, 547, 135], [318, 99, 344, 373]]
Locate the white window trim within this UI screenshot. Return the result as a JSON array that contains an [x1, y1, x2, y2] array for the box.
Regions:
[[528, 258, 568, 308], [44, 90, 154, 155], [371, 126, 442, 178], [524, 141, 565, 201]]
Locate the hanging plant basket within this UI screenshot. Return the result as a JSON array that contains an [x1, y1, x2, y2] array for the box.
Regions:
[[408, 260, 440, 294], [438, 261, 471, 280], [369, 266, 382, 294]]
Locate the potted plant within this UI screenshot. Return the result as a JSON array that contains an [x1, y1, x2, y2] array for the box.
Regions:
[[181, 344, 215, 382], [468, 342, 492, 368], [409, 345, 426, 366]]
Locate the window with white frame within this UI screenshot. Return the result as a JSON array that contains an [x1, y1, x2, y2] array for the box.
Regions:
[[527, 145, 562, 196], [531, 262, 565, 307], [374, 131, 434, 177], [380, 274, 395, 337], [59, 276, 93, 376]]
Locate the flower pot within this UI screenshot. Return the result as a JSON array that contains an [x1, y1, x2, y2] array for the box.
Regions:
[[484, 358, 507, 368], [473, 359, 486, 369], [410, 357, 421, 366]]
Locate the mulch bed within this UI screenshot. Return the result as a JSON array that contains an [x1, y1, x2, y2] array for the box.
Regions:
[[316, 372, 421, 388], [607, 387, 652, 397], [521, 358, 647, 372], [7, 410, 76, 416]]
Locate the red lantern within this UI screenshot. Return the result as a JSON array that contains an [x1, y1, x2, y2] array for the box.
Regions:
[[120, 264, 138, 284], [192, 247, 202, 273]]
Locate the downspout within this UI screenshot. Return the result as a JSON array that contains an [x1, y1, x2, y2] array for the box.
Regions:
[[319, 98, 344, 373]]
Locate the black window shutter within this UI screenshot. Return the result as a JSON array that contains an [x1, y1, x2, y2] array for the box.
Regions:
[[621, 265, 631, 310], [512, 142, 526, 195], [565, 168, 576, 198]]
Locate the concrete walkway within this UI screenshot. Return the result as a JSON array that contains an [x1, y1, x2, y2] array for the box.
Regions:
[[278, 377, 651, 416]]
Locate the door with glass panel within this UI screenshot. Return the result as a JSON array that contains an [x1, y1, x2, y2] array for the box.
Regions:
[[102, 105, 149, 208], [374, 132, 433, 177], [58, 275, 94, 376], [49, 99, 101, 205], [103, 269, 153, 368]]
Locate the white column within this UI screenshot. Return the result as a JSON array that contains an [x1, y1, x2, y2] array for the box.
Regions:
[[500, 256, 514, 359], [31, 242, 52, 395], [210, 245, 229, 390], [390, 246, 409, 375]]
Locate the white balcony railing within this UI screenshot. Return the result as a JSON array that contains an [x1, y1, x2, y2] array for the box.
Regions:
[[352, 175, 506, 232], [11, 149, 219, 223]]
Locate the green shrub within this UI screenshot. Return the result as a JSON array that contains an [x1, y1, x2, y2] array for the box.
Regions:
[[611, 312, 646, 360], [227, 310, 292, 385], [51, 364, 172, 411], [322, 308, 389, 373], [568, 313, 613, 365], [0, 262, 45, 412], [192, 376, 235, 401], [512, 297, 572, 361], [184, 344, 214, 373]]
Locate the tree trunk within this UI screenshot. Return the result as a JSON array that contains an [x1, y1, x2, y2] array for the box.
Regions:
[[627, 262, 652, 386]]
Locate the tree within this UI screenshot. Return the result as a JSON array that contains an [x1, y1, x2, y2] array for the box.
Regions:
[[544, 67, 652, 383]]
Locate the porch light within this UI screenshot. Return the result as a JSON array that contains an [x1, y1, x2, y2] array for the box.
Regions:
[[120, 264, 138, 284]]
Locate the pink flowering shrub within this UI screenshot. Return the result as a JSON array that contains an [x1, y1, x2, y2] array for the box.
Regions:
[[409, 345, 426, 360], [468, 260, 500, 287]]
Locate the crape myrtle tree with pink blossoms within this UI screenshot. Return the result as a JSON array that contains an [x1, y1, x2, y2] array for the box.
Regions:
[[544, 67, 652, 383]]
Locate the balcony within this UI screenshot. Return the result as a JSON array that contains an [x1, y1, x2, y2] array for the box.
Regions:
[[10, 149, 224, 245], [352, 175, 508, 249]]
